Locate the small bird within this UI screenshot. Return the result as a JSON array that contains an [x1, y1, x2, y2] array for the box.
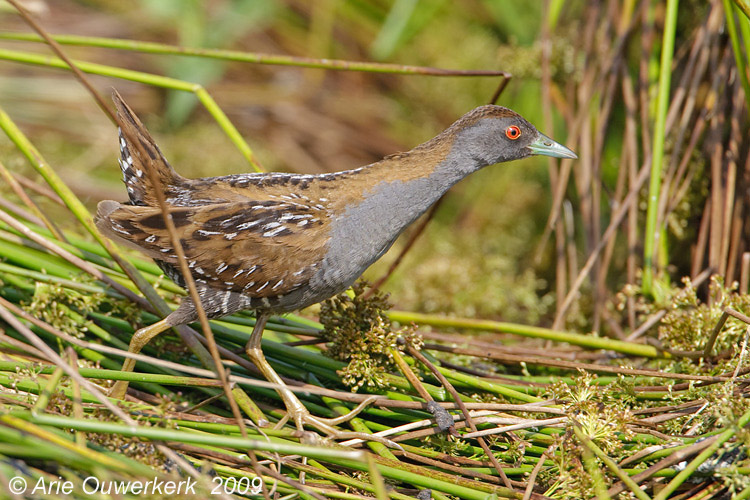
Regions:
[[97, 91, 576, 434]]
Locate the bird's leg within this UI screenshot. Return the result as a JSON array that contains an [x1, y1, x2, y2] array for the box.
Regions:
[[245, 313, 334, 432], [245, 313, 394, 446], [110, 317, 172, 399]]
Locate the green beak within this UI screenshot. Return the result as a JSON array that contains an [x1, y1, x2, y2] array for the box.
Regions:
[[527, 132, 578, 159]]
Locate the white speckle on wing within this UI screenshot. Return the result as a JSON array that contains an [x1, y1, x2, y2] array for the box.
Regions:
[[145, 235, 156, 243], [219, 214, 243, 227], [112, 224, 129, 235], [263, 226, 286, 237], [216, 262, 228, 273], [257, 281, 269, 291], [237, 220, 261, 230]]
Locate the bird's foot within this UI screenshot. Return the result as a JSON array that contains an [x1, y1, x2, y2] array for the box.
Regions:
[[284, 396, 401, 449]]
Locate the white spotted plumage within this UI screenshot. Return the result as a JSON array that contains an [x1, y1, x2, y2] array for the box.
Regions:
[[221, 290, 231, 312], [263, 226, 287, 237], [237, 220, 262, 230]]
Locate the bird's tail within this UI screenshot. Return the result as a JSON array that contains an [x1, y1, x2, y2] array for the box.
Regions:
[[112, 89, 183, 206]]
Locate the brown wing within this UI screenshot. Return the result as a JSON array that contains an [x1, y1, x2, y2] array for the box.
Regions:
[[96, 198, 331, 297]]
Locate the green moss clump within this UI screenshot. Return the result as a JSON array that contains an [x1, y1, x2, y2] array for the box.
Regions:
[[23, 278, 142, 337], [659, 276, 750, 354], [24, 281, 104, 337], [319, 281, 421, 391], [542, 372, 636, 499], [549, 372, 634, 458]]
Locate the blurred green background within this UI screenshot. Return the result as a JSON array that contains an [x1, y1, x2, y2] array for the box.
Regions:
[[0, 0, 573, 324], [1, 0, 740, 334]]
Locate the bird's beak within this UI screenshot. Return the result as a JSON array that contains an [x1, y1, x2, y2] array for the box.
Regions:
[[527, 133, 578, 159]]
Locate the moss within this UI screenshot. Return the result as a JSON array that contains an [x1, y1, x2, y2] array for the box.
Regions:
[[540, 447, 594, 500], [718, 464, 750, 499], [658, 277, 750, 354], [22, 277, 141, 338], [319, 281, 421, 391], [24, 281, 105, 337], [48, 389, 73, 415], [540, 372, 640, 498], [548, 372, 633, 458], [617, 275, 750, 383], [421, 433, 472, 457]]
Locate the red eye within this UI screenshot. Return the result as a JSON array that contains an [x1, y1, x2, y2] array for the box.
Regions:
[[505, 125, 521, 140]]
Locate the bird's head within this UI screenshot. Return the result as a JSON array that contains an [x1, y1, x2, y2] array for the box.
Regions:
[[448, 105, 577, 168]]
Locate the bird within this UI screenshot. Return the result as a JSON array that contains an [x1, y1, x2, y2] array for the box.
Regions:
[[96, 90, 576, 436]]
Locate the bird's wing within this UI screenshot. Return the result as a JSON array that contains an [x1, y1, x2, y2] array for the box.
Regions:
[[96, 198, 331, 297]]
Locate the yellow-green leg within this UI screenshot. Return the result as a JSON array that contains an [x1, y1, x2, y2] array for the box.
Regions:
[[110, 317, 172, 399], [245, 313, 392, 446]]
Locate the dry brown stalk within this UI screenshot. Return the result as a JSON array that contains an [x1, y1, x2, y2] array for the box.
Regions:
[[406, 344, 515, 489]]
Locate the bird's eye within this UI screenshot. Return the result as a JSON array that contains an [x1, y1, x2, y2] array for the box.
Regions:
[[505, 125, 521, 140]]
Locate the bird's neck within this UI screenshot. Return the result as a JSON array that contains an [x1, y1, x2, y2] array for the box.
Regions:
[[329, 138, 485, 256], [350, 133, 486, 220], [317, 135, 486, 290]]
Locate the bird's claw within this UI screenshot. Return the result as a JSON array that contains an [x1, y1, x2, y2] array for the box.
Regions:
[[287, 399, 401, 450]]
